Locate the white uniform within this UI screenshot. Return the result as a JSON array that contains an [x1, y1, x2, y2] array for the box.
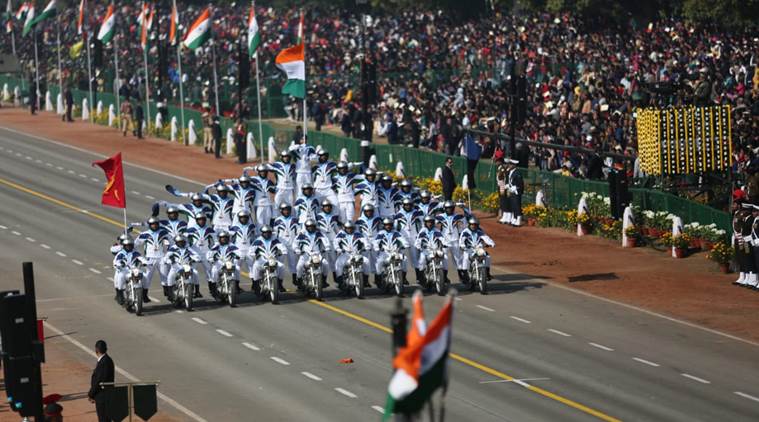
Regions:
[[395, 208, 424, 270], [293, 194, 320, 224], [333, 231, 370, 277], [294, 231, 331, 278], [252, 175, 276, 227], [272, 214, 300, 273], [250, 237, 288, 281], [163, 245, 201, 286], [229, 221, 256, 277], [356, 178, 379, 209], [187, 224, 216, 282], [459, 228, 496, 270], [207, 243, 242, 282], [313, 161, 339, 207], [289, 142, 317, 192], [377, 186, 400, 218], [334, 172, 361, 222], [436, 213, 466, 270], [355, 214, 382, 274], [134, 228, 170, 287], [113, 250, 144, 290], [373, 230, 410, 274], [415, 227, 449, 271], [270, 161, 297, 210]]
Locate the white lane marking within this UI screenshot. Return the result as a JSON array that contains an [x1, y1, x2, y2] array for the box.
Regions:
[[56, 166, 64, 170], [45, 162, 53, 167], [734, 392, 759, 403], [145, 194, 155, 200], [242, 342, 260, 351], [455, 297, 463, 301], [589, 342, 614, 352], [480, 377, 548, 385], [216, 329, 233, 337], [632, 357, 660, 367], [175, 310, 184, 314], [510, 315, 531, 324], [681, 373, 710, 384], [56, 251, 67, 257], [548, 329, 571, 337], [107, 277, 114, 282], [25, 155, 32, 160], [270, 356, 290, 366], [11, 230, 21, 235], [40, 244, 51, 249], [25, 237, 35, 242], [334, 388, 357, 399], [148, 296, 160, 303], [89, 268, 102, 274], [35, 159, 42, 163], [71, 259, 84, 266], [191, 317, 208, 325], [476, 305, 495, 312], [14, 152, 21, 156], [372, 406, 385, 414], [67, 169, 75, 174], [91, 177, 100, 182], [131, 190, 141, 196], [79, 173, 88, 178], [44, 321, 208, 422], [0, 225, 6, 229], [301, 371, 322, 381]]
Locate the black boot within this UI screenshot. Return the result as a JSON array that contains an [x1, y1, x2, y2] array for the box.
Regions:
[[292, 274, 301, 287], [363, 274, 370, 288], [415, 269, 425, 286], [278, 279, 286, 292], [194, 284, 203, 298], [162, 286, 170, 297], [333, 272, 340, 286], [208, 282, 219, 299], [402, 272, 409, 285], [114, 288, 120, 302], [143, 289, 151, 303], [486, 267, 492, 281], [458, 270, 469, 285], [167, 286, 175, 302], [321, 275, 329, 288], [235, 280, 243, 293], [374, 274, 383, 288], [115, 289, 125, 306], [443, 270, 449, 284]]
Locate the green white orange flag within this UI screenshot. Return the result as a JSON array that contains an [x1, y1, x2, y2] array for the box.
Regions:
[[137, 2, 152, 49], [30, 0, 56, 26], [183, 7, 211, 50], [247, 2, 260, 56], [76, 0, 85, 35], [21, 3, 33, 36], [168, 2, 177, 46], [96, 4, 115, 44], [383, 292, 453, 420], [16, 2, 30, 20], [275, 43, 305, 98]]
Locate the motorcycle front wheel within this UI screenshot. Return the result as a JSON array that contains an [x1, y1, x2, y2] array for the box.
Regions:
[[353, 270, 364, 299], [229, 280, 238, 307], [270, 277, 280, 304], [134, 287, 143, 316], [314, 273, 323, 301], [185, 283, 194, 311]]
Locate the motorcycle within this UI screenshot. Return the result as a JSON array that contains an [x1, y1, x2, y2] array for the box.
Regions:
[[173, 260, 196, 311], [217, 259, 239, 307], [381, 246, 405, 297], [467, 246, 488, 294], [424, 246, 447, 296], [342, 253, 366, 299], [301, 252, 324, 300], [260, 252, 281, 304], [124, 261, 145, 316]]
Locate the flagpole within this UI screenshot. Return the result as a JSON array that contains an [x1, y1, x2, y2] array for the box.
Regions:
[[173, 0, 186, 146], [10, 17, 16, 56], [56, 14, 62, 102], [255, 52, 263, 160], [33, 28, 40, 111], [114, 33, 121, 120], [301, 9, 306, 143], [211, 39, 220, 118], [85, 31, 94, 122], [143, 45, 151, 133], [123, 208, 128, 236]]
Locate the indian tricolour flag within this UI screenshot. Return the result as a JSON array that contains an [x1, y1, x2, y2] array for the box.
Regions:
[[168, 2, 178, 46], [183, 7, 211, 50], [77, 0, 85, 35], [97, 4, 115, 44], [16, 2, 30, 21], [21, 3, 33, 36], [31, 0, 56, 26], [247, 2, 260, 56], [383, 291, 453, 420], [275, 43, 305, 99]]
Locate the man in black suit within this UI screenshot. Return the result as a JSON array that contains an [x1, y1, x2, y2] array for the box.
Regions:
[[506, 158, 525, 226], [88, 340, 115, 422], [63, 87, 74, 123], [442, 157, 456, 201], [134, 103, 144, 139]]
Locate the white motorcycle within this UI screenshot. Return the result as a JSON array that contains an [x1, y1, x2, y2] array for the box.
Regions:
[[301, 252, 324, 300], [381, 246, 405, 297], [260, 252, 282, 304], [467, 246, 489, 294], [217, 259, 239, 307], [123, 261, 145, 316], [342, 253, 366, 299], [424, 246, 447, 296], [173, 259, 196, 311]]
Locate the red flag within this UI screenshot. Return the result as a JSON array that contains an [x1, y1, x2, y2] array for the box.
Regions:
[[92, 153, 126, 208]]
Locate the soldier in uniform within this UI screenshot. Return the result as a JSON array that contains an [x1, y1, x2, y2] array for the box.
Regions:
[[505, 158, 524, 226], [496, 160, 509, 224], [737, 203, 757, 287], [748, 204, 759, 289]]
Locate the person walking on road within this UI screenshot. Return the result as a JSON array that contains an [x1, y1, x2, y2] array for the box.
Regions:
[[63, 87, 74, 122], [212, 115, 222, 159], [88, 340, 115, 422], [120, 100, 133, 136], [134, 103, 144, 139], [442, 156, 456, 201], [203, 105, 213, 154]]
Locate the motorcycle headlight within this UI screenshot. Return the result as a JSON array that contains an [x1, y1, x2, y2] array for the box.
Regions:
[[268, 258, 278, 267], [131, 268, 141, 277], [225, 261, 234, 270], [476, 248, 486, 257], [182, 264, 192, 272], [435, 250, 444, 258], [311, 255, 322, 264], [352, 256, 363, 264]]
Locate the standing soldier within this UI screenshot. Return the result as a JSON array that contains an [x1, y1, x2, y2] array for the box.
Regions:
[[134, 102, 144, 139], [120, 99, 133, 137], [505, 158, 524, 226], [747, 204, 759, 288], [202, 105, 213, 153], [736, 203, 756, 287], [496, 159, 510, 224]]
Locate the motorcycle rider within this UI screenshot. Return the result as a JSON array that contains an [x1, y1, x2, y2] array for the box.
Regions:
[[270, 151, 297, 210], [355, 204, 383, 284], [203, 183, 235, 232], [156, 194, 212, 230], [250, 164, 276, 227], [218, 175, 256, 219], [377, 175, 400, 218], [112, 237, 144, 306], [229, 209, 256, 289], [160, 206, 188, 240], [289, 136, 317, 192], [397, 179, 420, 204], [163, 235, 201, 299], [395, 198, 424, 282], [110, 233, 130, 298], [207, 231, 243, 294], [251, 226, 288, 293], [316, 199, 342, 284], [460, 218, 496, 282], [416, 215, 450, 285], [186, 213, 217, 297], [436, 201, 467, 282], [418, 190, 442, 217], [333, 221, 370, 288], [374, 218, 410, 286], [333, 161, 362, 222], [294, 183, 320, 224], [294, 219, 331, 288], [134, 217, 170, 302], [356, 168, 379, 210], [272, 203, 300, 286], [312, 150, 339, 208]]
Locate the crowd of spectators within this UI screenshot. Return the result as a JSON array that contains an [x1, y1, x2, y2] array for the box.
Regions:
[[2, 4, 758, 185]]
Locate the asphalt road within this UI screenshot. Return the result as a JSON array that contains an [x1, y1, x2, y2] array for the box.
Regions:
[[1, 126, 758, 421]]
